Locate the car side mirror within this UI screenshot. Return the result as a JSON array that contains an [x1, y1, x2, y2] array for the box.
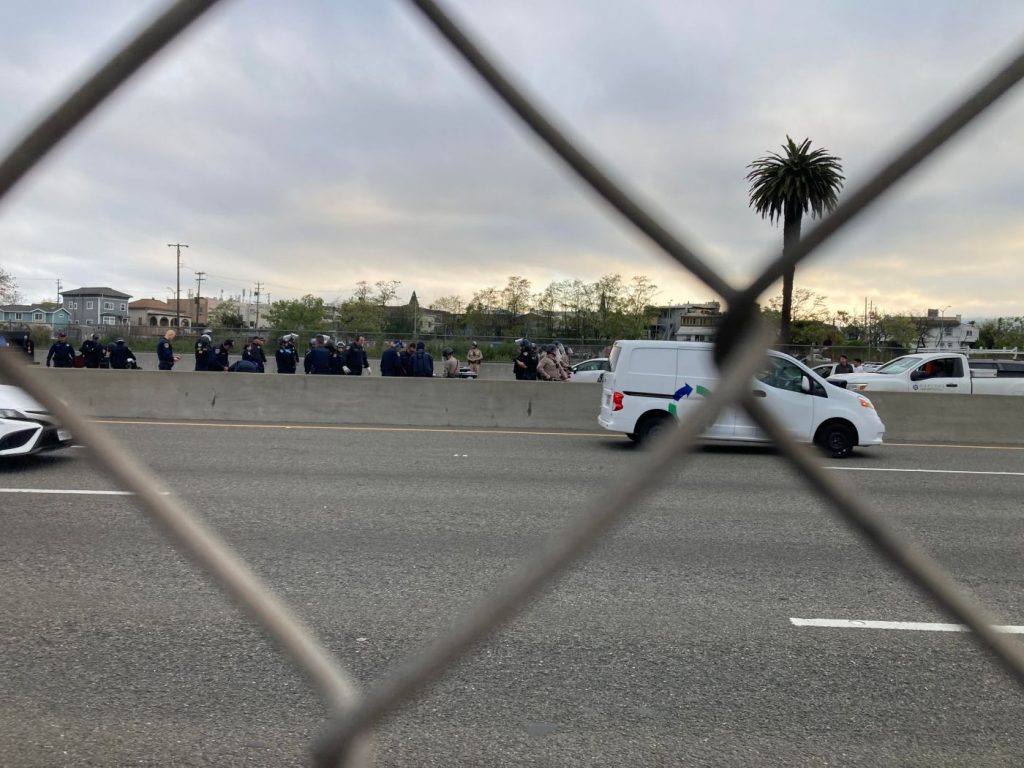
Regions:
[[800, 375, 811, 393], [909, 370, 924, 381]]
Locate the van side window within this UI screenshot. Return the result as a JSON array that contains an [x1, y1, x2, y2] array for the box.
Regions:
[[756, 358, 805, 393]]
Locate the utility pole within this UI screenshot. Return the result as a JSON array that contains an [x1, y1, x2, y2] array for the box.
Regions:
[[56, 278, 63, 304], [194, 271, 206, 325], [254, 282, 263, 331], [167, 243, 189, 328]]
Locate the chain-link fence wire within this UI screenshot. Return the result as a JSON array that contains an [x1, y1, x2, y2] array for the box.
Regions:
[[3, 0, 1024, 766]]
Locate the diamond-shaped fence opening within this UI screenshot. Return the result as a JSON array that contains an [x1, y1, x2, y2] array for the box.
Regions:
[[2, 1, 1024, 766]]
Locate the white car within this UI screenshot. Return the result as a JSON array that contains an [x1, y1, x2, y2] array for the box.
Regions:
[[0, 385, 73, 458], [569, 357, 610, 383]]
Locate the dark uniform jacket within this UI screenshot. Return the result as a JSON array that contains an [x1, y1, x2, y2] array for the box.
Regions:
[[46, 341, 75, 367]]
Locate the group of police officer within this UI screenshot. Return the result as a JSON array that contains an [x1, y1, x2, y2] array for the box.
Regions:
[[513, 339, 572, 381], [44, 331, 140, 369]]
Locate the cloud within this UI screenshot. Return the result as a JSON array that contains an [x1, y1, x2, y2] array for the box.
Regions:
[[2, 0, 1024, 319]]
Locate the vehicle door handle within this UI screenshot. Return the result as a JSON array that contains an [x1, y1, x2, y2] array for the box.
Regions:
[[751, 389, 767, 398], [945, 383, 958, 387]]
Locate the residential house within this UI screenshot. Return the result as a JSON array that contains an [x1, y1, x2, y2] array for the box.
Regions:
[[917, 309, 978, 350], [61, 287, 132, 327], [0, 302, 72, 331], [128, 298, 195, 329], [651, 301, 722, 341]]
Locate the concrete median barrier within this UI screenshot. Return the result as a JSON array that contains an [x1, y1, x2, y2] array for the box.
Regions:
[[16, 369, 1024, 444]]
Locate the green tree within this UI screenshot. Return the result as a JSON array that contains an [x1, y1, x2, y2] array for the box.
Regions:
[[501, 275, 532, 331], [617, 275, 659, 338], [747, 136, 845, 345], [210, 299, 244, 328], [265, 294, 326, 331], [875, 314, 919, 349], [338, 298, 382, 333]]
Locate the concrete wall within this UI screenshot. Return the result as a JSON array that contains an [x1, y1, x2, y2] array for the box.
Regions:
[[20, 368, 1024, 445]]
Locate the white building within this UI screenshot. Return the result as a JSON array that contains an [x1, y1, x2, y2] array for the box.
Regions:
[[918, 309, 979, 350]]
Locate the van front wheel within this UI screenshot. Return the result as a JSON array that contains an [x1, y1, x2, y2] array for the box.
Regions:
[[818, 422, 855, 459], [636, 413, 671, 445]]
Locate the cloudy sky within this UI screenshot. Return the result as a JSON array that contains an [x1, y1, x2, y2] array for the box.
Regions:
[[3, 0, 1024, 320]]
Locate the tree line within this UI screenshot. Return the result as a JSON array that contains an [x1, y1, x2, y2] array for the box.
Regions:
[[210, 274, 661, 339]]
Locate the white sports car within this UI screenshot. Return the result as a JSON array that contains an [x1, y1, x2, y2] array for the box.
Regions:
[[0, 385, 73, 457]]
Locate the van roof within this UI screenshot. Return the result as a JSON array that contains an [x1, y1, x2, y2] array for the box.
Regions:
[[613, 340, 716, 350]]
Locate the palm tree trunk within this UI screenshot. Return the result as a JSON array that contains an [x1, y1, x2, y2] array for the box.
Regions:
[[779, 211, 803, 346]]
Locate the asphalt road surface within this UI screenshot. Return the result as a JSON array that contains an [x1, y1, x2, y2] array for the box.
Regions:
[[2, 423, 1024, 767]]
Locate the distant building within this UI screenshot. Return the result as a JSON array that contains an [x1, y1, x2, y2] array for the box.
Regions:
[[0, 302, 72, 331], [128, 298, 196, 329], [917, 309, 978, 350], [61, 287, 131, 326], [651, 301, 722, 341]]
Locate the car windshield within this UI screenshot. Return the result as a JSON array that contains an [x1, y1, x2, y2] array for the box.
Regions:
[[874, 356, 922, 375]]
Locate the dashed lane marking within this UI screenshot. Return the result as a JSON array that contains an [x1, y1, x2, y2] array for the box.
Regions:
[[791, 618, 1024, 633], [0, 488, 169, 496]]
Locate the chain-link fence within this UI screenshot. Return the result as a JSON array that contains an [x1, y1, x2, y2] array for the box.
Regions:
[[3, 1, 1024, 766]]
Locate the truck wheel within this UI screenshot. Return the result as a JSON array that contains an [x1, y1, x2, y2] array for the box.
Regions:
[[820, 422, 855, 459], [636, 413, 671, 445]]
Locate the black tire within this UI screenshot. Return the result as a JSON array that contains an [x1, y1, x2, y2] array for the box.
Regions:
[[626, 432, 640, 443], [820, 422, 855, 459], [636, 413, 671, 445]]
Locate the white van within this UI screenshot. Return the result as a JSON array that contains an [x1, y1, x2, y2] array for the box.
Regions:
[[598, 341, 884, 457]]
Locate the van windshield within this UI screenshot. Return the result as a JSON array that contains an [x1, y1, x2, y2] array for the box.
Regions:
[[874, 356, 922, 375], [608, 345, 621, 372]]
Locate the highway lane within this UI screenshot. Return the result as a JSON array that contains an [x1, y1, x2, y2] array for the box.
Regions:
[[2, 424, 1024, 766]]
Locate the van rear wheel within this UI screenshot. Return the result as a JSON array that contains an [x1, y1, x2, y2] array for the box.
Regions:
[[636, 413, 671, 445], [819, 422, 855, 459]]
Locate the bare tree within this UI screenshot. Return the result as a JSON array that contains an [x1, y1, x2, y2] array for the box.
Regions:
[[0, 267, 20, 304]]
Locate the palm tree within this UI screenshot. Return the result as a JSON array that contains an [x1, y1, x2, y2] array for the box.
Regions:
[[747, 136, 844, 345]]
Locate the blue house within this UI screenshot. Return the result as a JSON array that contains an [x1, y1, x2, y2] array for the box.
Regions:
[[0, 302, 71, 331]]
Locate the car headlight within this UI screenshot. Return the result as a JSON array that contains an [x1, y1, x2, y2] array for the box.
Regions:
[[0, 408, 30, 420]]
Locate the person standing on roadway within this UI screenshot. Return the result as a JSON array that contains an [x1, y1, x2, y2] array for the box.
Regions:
[[275, 335, 298, 373], [380, 339, 402, 376], [441, 347, 459, 378], [411, 341, 433, 377], [157, 329, 181, 371], [343, 335, 369, 375], [46, 332, 75, 368], [834, 355, 854, 374], [194, 331, 212, 371], [466, 341, 483, 376], [79, 334, 105, 368], [208, 339, 234, 372], [305, 337, 331, 374]]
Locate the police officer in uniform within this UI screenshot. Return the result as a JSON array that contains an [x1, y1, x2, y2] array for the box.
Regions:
[[156, 329, 181, 370], [46, 332, 75, 368], [208, 339, 234, 371], [79, 334, 105, 368], [275, 334, 298, 373], [194, 331, 213, 371]]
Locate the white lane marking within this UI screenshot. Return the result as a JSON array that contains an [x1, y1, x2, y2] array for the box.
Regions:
[[0, 488, 169, 496], [791, 618, 1024, 633], [887, 442, 1024, 451], [92, 419, 608, 438], [825, 466, 1024, 477]]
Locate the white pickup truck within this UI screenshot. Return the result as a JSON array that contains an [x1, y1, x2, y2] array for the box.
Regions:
[[830, 352, 1024, 395]]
